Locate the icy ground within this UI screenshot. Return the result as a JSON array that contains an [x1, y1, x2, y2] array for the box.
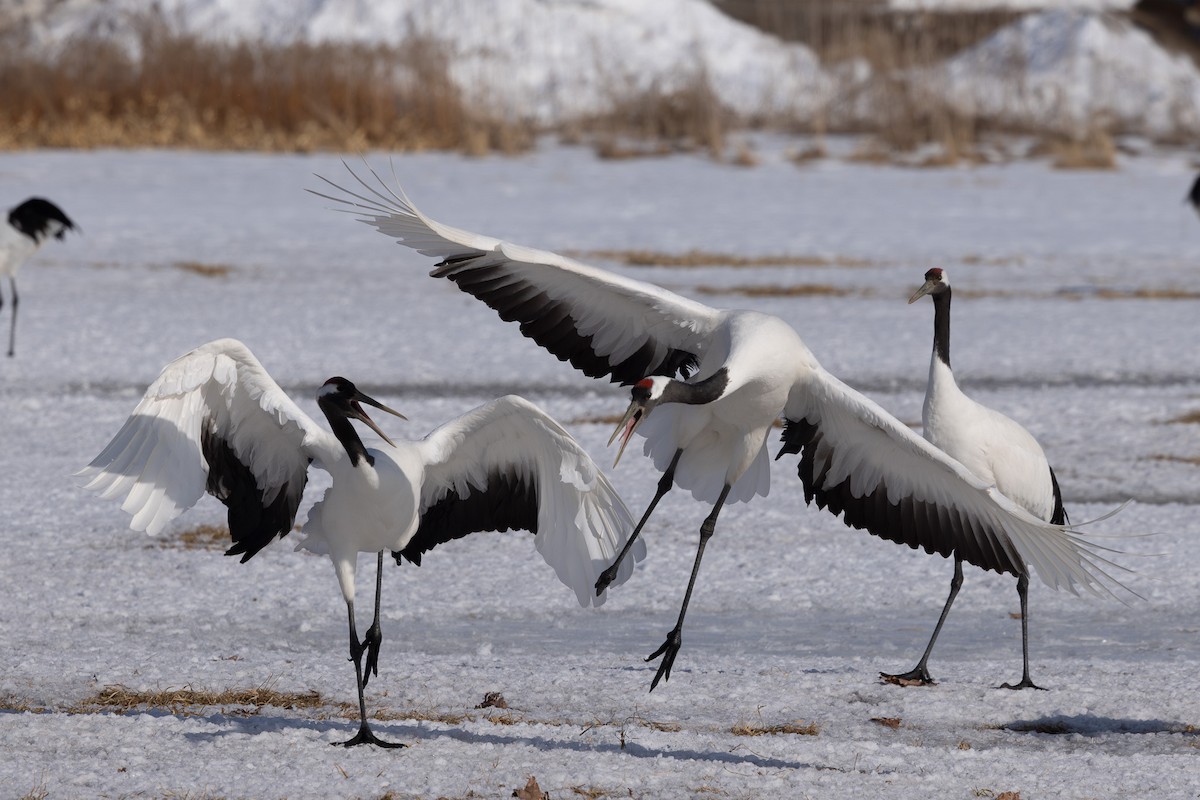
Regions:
[[1, 145, 1198, 798]]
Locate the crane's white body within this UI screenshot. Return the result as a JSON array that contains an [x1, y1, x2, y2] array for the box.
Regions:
[[79, 338, 641, 607], [0, 220, 42, 277], [638, 311, 803, 504], [316, 167, 1130, 601], [923, 357, 1055, 522]]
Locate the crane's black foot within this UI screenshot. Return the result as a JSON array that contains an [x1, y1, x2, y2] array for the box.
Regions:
[[646, 627, 683, 691], [349, 624, 384, 689], [594, 561, 622, 596], [999, 677, 1045, 691], [361, 621, 383, 688], [880, 667, 936, 687], [335, 722, 406, 749]]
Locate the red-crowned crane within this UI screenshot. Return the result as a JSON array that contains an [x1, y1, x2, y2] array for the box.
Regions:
[[79, 338, 639, 747], [315, 168, 1132, 692], [0, 197, 77, 357], [1187, 173, 1200, 218], [890, 268, 1072, 689]]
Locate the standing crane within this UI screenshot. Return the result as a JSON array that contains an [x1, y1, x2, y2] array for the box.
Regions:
[[888, 268, 1068, 689], [80, 338, 639, 747], [316, 168, 1131, 691], [0, 197, 77, 357]]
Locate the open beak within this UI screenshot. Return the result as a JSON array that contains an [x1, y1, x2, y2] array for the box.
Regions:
[[908, 279, 938, 304], [607, 399, 648, 468], [351, 390, 407, 448]]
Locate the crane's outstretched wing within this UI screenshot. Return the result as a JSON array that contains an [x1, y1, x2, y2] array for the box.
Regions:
[[78, 338, 329, 561], [780, 366, 1133, 599], [313, 164, 723, 385], [397, 395, 641, 607]]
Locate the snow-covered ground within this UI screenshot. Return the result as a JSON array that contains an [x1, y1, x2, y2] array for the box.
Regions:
[[1, 145, 1199, 798]]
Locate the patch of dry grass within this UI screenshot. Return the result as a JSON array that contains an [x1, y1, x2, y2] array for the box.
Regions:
[[1146, 454, 1200, 466], [161, 524, 229, 553], [0, 14, 530, 153], [1168, 411, 1200, 424], [730, 720, 820, 736], [0, 694, 48, 714], [586, 68, 729, 160], [1044, 129, 1118, 171], [174, 261, 235, 278], [871, 716, 902, 729], [572, 249, 873, 269], [694, 283, 857, 298], [75, 685, 327, 717]]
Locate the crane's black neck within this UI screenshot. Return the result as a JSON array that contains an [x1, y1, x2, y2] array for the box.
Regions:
[[320, 400, 374, 467], [931, 287, 951, 368], [664, 367, 730, 405]]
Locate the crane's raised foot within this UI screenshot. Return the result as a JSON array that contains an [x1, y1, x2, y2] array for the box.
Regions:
[[335, 722, 406, 749], [646, 627, 683, 691], [349, 624, 384, 689], [880, 667, 936, 687], [999, 677, 1045, 691], [595, 561, 622, 596], [359, 621, 383, 688]]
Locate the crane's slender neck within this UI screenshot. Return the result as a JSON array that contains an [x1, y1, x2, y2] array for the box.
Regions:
[[931, 287, 951, 368], [319, 401, 374, 467], [664, 367, 730, 405]]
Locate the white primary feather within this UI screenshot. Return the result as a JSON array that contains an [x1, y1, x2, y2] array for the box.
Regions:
[[416, 395, 642, 606], [78, 338, 322, 537]]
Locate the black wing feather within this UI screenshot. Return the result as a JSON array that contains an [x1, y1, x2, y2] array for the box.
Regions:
[[201, 421, 306, 563], [778, 417, 1024, 578], [394, 469, 538, 566], [433, 257, 699, 384]]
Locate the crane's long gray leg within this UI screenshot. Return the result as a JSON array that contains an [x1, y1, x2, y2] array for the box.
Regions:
[[336, 562, 404, 749], [360, 552, 385, 689], [881, 556, 963, 687], [6, 276, 17, 357], [645, 484, 732, 692], [1000, 573, 1044, 690], [595, 449, 682, 595]]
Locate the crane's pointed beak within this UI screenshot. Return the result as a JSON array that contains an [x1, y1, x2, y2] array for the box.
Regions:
[[908, 279, 938, 304], [351, 390, 406, 447], [608, 399, 647, 468]]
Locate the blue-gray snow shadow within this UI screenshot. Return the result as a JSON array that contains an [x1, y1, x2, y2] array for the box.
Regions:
[[1004, 715, 1200, 736], [181, 712, 816, 770]]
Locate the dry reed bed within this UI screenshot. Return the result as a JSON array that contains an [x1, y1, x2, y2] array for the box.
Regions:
[[0, 5, 1186, 160]]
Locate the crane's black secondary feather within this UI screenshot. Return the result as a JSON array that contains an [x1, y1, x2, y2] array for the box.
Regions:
[[395, 469, 538, 566], [778, 417, 1025, 578], [432, 258, 699, 384], [201, 421, 306, 562]]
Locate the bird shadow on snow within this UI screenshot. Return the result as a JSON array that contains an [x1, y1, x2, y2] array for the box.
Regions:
[[174, 711, 814, 770], [1003, 715, 1199, 737]]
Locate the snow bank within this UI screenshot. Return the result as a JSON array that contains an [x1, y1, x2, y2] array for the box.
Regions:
[[25, 0, 832, 123], [939, 9, 1200, 137]]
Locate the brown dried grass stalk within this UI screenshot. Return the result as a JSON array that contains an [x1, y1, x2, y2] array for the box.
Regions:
[[730, 720, 820, 736], [0, 15, 530, 153]]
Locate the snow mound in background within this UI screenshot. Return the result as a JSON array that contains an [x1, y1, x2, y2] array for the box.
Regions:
[[941, 10, 1200, 136], [27, 0, 832, 124]]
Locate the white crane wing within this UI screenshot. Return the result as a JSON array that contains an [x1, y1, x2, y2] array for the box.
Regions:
[[781, 366, 1131, 598], [398, 395, 641, 607], [79, 338, 329, 560], [313, 165, 724, 385]]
